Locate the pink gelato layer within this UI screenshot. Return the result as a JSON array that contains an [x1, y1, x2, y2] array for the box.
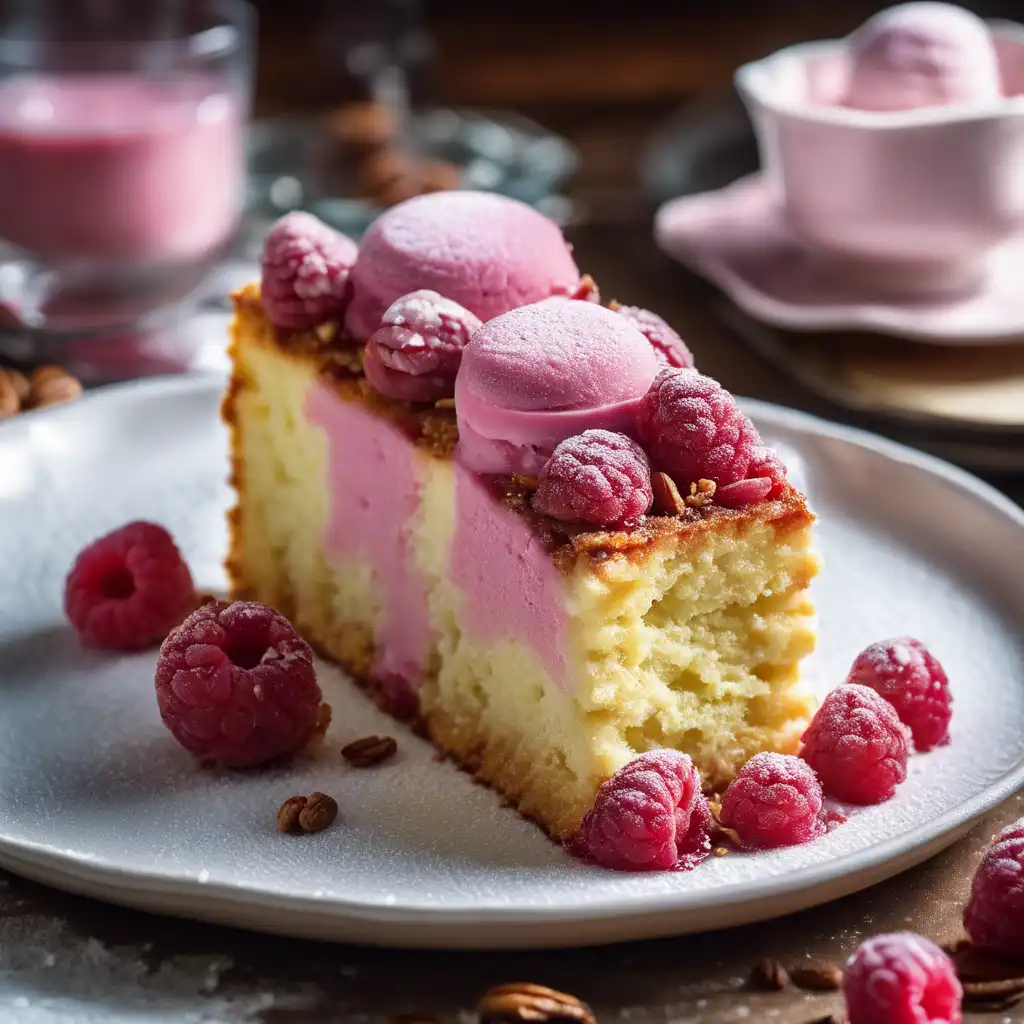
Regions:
[[455, 299, 659, 475], [306, 381, 433, 689], [451, 463, 569, 685], [344, 191, 579, 341], [842, 3, 1001, 111]]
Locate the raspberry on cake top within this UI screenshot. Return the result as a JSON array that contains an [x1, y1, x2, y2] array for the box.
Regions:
[[224, 191, 820, 842]]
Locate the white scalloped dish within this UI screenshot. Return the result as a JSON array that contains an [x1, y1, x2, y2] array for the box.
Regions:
[[0, 376, 1022, 949]]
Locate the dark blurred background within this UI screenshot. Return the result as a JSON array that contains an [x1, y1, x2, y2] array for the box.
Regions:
[[248, 0, 1024, 116]]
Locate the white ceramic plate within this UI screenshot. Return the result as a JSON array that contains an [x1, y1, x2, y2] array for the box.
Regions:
[[1, 376, 1022, 950]]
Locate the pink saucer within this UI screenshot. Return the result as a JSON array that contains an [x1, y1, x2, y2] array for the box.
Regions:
[[654, 174, 1024, 346]]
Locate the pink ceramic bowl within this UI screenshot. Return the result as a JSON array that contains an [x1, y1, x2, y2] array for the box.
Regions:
[[735, 22, 1024, 296]]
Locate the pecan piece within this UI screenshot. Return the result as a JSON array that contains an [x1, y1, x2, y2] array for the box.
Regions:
[[684, 478, 716, 509], [27, 365, 82, 409], [478, 983, 595, 1024], [650, 471, 687, 516], [752, 958, 789, 990], [790, 963, 843, 992], [0, 370, 19, 418], [277, 795, 308, 834], [298, 792, 338, 833], [342, 734, 398, 767]]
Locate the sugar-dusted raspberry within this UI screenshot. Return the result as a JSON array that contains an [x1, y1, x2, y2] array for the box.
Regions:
[[716, 477, 774, 508], [748, 445, 789, 498], [362, 289, 482, 403], [800, 684, 910, 805], [963, 818, 1024, 960], [155, 601, 323, 768], [260, 212, 358, 330], [569, 750, 712, 871], [719, 752, 826, 850], [637, 369, 760, 487], [64, 521, 195, 650], [844, 933, 962, 1024], [611, 302, 695, 369], [846, 638, 952, 752], [532, 429, 653, 530]]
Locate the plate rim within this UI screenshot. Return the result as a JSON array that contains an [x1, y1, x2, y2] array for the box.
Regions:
[[1, 373, 1023, 946]]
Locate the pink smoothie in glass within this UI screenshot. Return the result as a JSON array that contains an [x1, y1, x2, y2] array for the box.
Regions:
[[0, 73, 243, 264]]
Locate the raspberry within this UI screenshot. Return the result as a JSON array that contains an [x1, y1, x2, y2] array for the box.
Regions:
[[800, 684, 910, 805], [64, 521, 195, 650], [568, 750, 712, 871], [716, 477, 774, 508], [963, 818, 1024, 960], [843, 933, 962, 1024], [155, 601, 323, 768], [532, 430, 653, 530], [260, 212, 358, 330], [718, 752, 826, 850], [748, 445, 789, 498], [362, 289, 481, 403], [846, 638, 952, 752], [637, 369, 760, 487], [611, 303, 695, 369]]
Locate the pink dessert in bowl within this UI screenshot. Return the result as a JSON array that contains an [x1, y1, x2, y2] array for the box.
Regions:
[[735, 1, 1024, 297]]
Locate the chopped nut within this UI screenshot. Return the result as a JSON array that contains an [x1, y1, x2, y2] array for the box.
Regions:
[[949, 940, 1024, 1008], [513, 474, 539, 491], [478, 982, 596, 1024], [342, 734, 397, 767], [571, 274, 600, 303], [790, 963, 843, 992], [650, 471, 687, 516], [27, 365, 82, 409], [298, 791, 338, 833], [962, 976, 1024, 1007], [684, 478, 717, 509], [315, 321, 338, 344], [434, 397, 456, 410], [752, 958, 789, 991], [276, 795, 308, 834], [713, 846, 729, 857], [0, 370, 19, 418]]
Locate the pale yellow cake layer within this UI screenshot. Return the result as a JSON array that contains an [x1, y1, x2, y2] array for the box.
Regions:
[[225, 304, 821, 838]]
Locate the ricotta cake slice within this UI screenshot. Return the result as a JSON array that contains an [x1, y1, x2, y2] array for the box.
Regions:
[[224, 193, 819, 840]]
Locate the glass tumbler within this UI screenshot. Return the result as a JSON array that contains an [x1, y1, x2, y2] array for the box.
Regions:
[[0, 0, 253, 334]]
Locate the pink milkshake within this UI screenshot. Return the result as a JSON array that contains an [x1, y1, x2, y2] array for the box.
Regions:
[[0, 73, 243, 265]]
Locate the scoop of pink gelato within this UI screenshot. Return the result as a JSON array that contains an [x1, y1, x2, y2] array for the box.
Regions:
[[455, 299, 659, 475], [344, 191, 579, 341], [842, 2, 1001, 112]]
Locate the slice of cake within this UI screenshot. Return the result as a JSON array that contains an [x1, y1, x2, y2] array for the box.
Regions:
[[224, 192, 819, 841]]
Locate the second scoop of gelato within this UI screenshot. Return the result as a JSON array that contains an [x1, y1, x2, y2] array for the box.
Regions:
[[343, 191, 580, 341], [455, 299, 659, 476], [841, 2, 1002, 112]]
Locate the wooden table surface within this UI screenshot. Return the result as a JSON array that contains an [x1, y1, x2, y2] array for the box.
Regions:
[[3, 6, 1023, 1020]]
